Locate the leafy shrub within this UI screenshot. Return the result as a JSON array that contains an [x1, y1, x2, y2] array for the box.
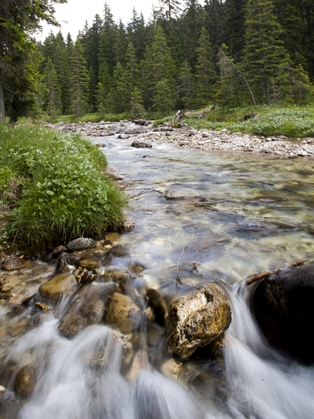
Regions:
[[0, 124, 127, 248]]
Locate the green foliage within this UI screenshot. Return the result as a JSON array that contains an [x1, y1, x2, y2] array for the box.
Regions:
[[0, 124, 127, 247], [185, 105, 314, 137]]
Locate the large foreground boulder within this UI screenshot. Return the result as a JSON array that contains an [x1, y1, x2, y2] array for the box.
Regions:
[[166, 283, 232, 360], [252, 261, 314, 364]]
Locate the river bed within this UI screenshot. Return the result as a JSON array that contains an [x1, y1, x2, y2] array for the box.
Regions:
[[0, 122, 313, 418]]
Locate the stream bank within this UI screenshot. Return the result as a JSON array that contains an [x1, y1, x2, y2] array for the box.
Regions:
[[50, 120, 314, 158]]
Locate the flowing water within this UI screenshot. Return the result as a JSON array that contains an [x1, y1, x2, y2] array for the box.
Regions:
[[1, 125, 313, 418]]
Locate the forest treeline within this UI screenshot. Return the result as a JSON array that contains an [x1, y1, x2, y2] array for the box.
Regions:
[[2, 0, 314, 122]]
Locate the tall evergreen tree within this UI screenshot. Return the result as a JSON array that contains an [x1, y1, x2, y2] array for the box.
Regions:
[[178, 59, 195, 109], [98, 3, 117, 76], [42, 57, 62, 118], [223, 0, 247, 61], [204, 0, 225, 53], [180, 0, 205, 69], [0, 0, 67, 123], [242, 0, 312, 104], [143, 26, 177, 112], [194, 27, 217, 108], [70, 40, 89, 116]]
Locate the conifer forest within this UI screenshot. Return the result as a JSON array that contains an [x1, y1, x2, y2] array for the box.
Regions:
[[1, 0, 314, 122]]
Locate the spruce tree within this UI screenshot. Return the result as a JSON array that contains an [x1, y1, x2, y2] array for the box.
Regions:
[[42, 57, 62, 118], [143, 26, 177, 112], [70, 40, 89, 116], [242, 0, 312, 104], [223, 0, 247, 60], [194, 27, 217, 108], [178, 59, 195, 109]]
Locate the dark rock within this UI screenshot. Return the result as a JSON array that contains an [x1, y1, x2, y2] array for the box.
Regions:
[[58, 282, 117, 338], [166, 283, 232, 360], [252, 261, 314, 364], [14, 364, 36, 398], [56, 251, 81, 272], [131, 140, 152, 148], [2, 258, 23, 271], [146, 288, 167, 325], [67, 237, 96, 251]]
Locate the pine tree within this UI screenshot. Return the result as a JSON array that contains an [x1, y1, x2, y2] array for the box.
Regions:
[[194, 27, 217, 108], [127, 9, 148, 62], [204, 0, 225, 53], [109, 62, 128, 113], [98, 3, 117, 76], [223, 0, 247, 60], [53, 32, 72, 114], [80, 14, 103, 110], [130, 87, 146, 118], [157, 0, 182, 20], [242, 0, 311, 104], [70, 40, 89, 116], [143, 26, 177, 112], [153, 79, 175, 114], [42, 57, 62, 118], [180, 1, 205, 69], [97, 62, 112, 115], [178, 59, 195, 109]]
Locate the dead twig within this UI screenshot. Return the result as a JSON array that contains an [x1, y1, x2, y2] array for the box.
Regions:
[[176, 246, 186, 285], [246, 260, 305, 286]]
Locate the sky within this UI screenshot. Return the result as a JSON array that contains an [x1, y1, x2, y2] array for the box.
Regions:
[[36, 0, 158, 40]]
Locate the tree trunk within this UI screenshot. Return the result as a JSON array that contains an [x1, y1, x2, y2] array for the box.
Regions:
[[0, 83, 5, 122]]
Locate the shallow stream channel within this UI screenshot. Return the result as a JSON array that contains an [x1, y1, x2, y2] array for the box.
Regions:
[[0, 122, 314, 418]]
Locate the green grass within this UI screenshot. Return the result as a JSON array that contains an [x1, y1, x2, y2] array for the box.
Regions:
[[0, 124, 128, 251], [185, 105, 314, 138]]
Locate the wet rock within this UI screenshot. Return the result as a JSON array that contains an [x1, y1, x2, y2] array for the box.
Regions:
[[35, 302, 51, 312], [89, 329, 133, 370], [56, 251, 81, 272], [14, 364, 36, 398], [121, 220, 135, 232], [102, 270, 129, 283], [161, 358, 182, 380], [166, 283, 232, 360], [111, 244, 130, 257], [67, 237, 96, 251], [105, 292, 143, 334], [74, 267, 95, 285], [252, 261, 314, 364], [131, 140, 152, 148], [39, 273, 78, 301], [126, 350, 149, 381], [164, 186, 202, 200], [0, 385, 5, 403], [58, 282, 116, 338], [52, 245, 68, 257], [146, 288, 167, 325], [2, 258, 23, 271], [104, 232, 120, 242]]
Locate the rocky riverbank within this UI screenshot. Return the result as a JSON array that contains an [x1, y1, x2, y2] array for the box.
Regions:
[[49, 120, 314, 159]]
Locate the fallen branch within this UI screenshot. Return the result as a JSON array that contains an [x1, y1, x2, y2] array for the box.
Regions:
[[130, 188, 164, 199], [246, 260, 305, 286]]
